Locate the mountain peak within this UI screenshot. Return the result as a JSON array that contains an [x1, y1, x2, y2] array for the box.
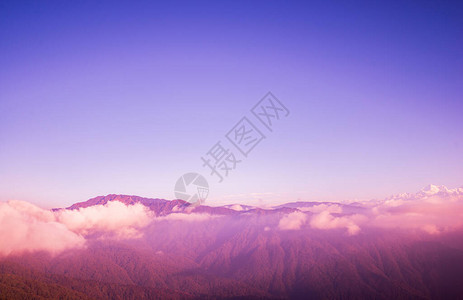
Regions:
[[417, 184, 463, 197], [421, 184, 443, 194]]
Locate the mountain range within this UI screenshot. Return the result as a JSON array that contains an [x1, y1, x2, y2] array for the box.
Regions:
[[1, 185, 463, 299]]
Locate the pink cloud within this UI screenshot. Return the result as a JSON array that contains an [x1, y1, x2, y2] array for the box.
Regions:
[[0, 200, 155, 256], [310, 211, 365, 235], [370, 192, 463, 234], [56, 201, 153, 239], [278, 211, 307, 230], [0, 201, 85, 256], [1, 185, 462, 257]]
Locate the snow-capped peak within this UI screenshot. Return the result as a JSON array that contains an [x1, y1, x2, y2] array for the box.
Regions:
[[417, 184, 463, 197], [421, 184, 444, 195], [385, 184, 462, 202]]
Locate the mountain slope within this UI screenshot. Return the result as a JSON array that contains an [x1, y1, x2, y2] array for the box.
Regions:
[[2, 186, 463, 299]]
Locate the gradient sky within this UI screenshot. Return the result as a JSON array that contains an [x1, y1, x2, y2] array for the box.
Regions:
[[1, 0, 462, 208]]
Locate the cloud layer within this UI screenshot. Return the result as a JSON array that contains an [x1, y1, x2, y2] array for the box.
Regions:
[[2, 185, 462, 256], [277, 186, 463, 235], [0, 200, 215, 256], [56, 201, 153, 239], [278, 211, 307, 230], [310, 211, 365, 235], [0, 201, 85, 256]]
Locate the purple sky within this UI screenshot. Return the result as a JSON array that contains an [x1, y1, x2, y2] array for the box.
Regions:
[[1, 1, 462, 208]]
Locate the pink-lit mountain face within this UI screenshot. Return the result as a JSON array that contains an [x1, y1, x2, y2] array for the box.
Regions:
[[1, 186, 463, 299]]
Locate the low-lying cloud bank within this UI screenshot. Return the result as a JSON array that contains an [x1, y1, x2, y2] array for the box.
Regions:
[[0, 201, 85, 256], [278, 211, 307, 230], [370, 193, 463, 234], [2, 185, 462, 256], [278, 208, 365, 235], [56, 201, 153, 239], [310, 211, 365, 235], [278, 185, 463, 235], [0, 200, 213, 256]]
